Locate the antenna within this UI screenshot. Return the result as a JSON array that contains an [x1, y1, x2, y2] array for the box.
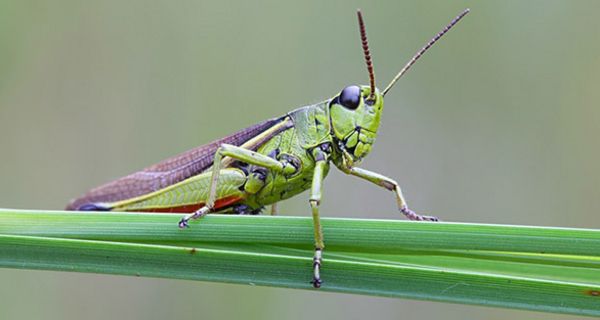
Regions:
[[357, 10, 376, 101], [382, 8, 470, 96]]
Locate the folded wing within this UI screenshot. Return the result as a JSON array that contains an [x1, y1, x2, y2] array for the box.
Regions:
[[66, 116, 286, 210]]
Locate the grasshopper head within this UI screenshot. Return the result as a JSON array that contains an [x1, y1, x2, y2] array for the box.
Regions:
[[329, 85, 383, 162], [330, 9, 469, 165], [328, 11, 384, 164]]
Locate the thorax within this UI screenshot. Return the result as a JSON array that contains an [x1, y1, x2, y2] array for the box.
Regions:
[[244, 102, 334, 207]]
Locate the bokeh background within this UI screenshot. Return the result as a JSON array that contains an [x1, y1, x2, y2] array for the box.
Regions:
[[1, 0, 599, 319]]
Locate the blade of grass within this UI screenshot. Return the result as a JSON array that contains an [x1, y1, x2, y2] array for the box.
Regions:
[[0, 209, 599, 316], [1, 209, 600, 255]]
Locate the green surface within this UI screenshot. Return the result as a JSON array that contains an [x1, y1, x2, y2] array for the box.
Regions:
[[1, 209, 599, 316]]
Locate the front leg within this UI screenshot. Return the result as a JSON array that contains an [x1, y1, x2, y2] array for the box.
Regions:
[[344, 166, 438, 221]]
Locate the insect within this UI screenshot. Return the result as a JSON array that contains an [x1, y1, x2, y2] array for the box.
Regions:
[[67, 9, 470, 288]]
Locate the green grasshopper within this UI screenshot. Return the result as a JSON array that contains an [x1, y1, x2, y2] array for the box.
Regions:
[[67, 9, 470, 288]]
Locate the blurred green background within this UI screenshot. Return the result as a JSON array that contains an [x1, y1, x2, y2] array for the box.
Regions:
[[1, 0, 599, 319]]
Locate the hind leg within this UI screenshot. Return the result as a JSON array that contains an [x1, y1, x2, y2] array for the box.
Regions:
[[178, 144, 297, 227]]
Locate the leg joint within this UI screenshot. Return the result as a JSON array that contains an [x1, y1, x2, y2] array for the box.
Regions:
[[380, 179, 398, 191], [314, 247, 323, 256], [309, 199, 320, 208], [217, 143, 234, 152]]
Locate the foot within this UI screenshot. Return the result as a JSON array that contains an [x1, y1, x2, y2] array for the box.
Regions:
[[400, 206, 439, 221], [178, 218, 189, 228], [178, 207, 209, 228], [312, 248, 323, 288], [311, 278, 322, 288]]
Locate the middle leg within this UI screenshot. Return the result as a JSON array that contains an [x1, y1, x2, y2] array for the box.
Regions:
[[309, 148, 329, 288]]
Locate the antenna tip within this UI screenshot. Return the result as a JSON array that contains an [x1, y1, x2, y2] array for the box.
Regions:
[[382, 8, 470, 96], [457, 8, 470, 20]]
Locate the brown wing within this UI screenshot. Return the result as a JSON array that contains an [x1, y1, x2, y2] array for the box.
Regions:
[[66, 116, 290, 210]]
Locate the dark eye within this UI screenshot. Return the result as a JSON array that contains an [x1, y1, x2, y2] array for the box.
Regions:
[[338, 85, 361, 110]]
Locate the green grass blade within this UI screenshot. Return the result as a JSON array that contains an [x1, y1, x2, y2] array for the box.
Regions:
[[2, 209, 600, 255], [0, 209, 599, 316]]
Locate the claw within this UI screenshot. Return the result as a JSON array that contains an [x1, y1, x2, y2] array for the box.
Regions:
[[311, 278, 322, 288], [178, 219, 189, 228], [178, 207, 209, 228]]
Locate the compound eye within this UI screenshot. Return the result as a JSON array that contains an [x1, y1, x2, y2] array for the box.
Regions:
[[338, 85, 361, 110]]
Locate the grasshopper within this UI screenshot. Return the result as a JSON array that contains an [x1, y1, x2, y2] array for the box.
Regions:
[[67, 9, 470, 288]]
